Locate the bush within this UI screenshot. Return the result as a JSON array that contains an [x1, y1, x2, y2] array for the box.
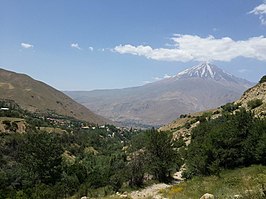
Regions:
[[247, 99, 263, 109], [259, 75, 266, 84], [180, 114, 187, 118], [221, 102, 238, 112]]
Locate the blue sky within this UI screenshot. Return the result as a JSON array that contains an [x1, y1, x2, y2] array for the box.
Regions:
[[0, 0, 266, 90]]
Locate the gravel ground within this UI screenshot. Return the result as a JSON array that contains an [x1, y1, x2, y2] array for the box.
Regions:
[[130, 183, 171, 199]]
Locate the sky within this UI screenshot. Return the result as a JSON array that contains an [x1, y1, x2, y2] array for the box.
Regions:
[[0, 0, 266, 90]]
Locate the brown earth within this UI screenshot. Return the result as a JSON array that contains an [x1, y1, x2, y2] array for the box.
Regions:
[[0, 68, 109, 125]]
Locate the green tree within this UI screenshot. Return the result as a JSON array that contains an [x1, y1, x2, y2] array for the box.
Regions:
[[127, 151, 146, 187], [20, 131, 63, 185], [108, 153, 127, 192], [259, 75, 266, 83], [146, 129, 181, 182]]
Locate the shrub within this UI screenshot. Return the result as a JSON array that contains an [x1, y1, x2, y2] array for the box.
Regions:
[[259, 75, 266, 84], [184, 122, 191, 129], [180, 114, 187, 118], [221, 102, 238, 112], [247, 99, 263, 109]]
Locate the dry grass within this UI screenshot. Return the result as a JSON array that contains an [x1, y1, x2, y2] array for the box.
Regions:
[[161, 165, 266, 199]]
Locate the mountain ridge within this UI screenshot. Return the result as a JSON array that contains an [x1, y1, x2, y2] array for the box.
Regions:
[[0, 68, 109, 124]]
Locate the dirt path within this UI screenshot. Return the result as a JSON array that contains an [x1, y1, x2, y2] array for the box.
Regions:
[[130, 183, 171, 199]]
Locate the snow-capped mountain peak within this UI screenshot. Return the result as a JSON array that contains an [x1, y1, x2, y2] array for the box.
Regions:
[[175, 62, 234, 81]]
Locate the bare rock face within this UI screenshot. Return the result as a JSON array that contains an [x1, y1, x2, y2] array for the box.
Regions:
[[200, 193, 215, 199], [16, 121, 26, 132], [0, 119, 26, 133]]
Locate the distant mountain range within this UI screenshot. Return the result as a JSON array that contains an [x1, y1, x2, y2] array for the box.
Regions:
[[65, 62, 254, 127], [0, 68, 108, 125]]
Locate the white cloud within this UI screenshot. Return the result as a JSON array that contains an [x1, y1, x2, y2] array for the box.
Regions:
[[153, 74, 172, 81], [154, 77, 162, 81], [113, 34, 266, 62], [163, 74, 172, 79], [21, 42, 33, 49], [71, 43, 81, 50], [89, 46, 94, 51], [143, 80, 151, 84], [249, 3, 266, 25]]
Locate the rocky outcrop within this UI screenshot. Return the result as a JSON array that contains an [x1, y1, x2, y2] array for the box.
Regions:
[[235, 82, 266, 116], [200, 193, 215, 199], [0, 118, 26, 133]]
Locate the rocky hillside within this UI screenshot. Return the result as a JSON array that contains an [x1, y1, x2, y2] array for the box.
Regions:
[[159, 78, 266, 143], [0, 68, 109, 124], [235, 81, 266, 116]]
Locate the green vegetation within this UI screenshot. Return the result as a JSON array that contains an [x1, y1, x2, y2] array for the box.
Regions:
[[1, 87, 266, 199], [221, 102, 239, 113], [145, 129, 182, 182], [247, 99, 263, 109], [259, 75, 266, 84], [0, 100, 182, 198], [184, 108, 266, 178], [161, 165, 266, 199], [126, 129, 182, 187]]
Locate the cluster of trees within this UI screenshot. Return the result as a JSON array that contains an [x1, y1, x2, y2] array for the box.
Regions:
[[0, 118, 181, 199], [0, 128, 124, 198], [184, 108, 266, 178], [127, 129, 182, 186]]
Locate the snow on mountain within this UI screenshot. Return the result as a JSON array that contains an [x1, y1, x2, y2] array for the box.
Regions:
[[175, 62, 232, 80], [168, 62, 253, 89]]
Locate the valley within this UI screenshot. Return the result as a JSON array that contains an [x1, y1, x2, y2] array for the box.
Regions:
[[0, 68, 265, 198]]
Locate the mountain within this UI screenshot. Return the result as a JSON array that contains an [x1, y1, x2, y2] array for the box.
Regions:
[[0, 68, 108, 124], [65, 62, 254, 127]]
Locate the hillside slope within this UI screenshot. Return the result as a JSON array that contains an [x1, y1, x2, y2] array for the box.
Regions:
[[235, 81, 266, 116], [159, 80, 266, 144], [0, 68, 108, 124]]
